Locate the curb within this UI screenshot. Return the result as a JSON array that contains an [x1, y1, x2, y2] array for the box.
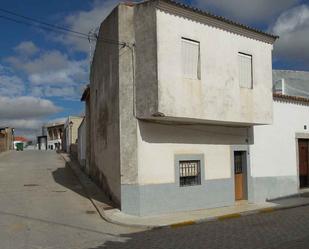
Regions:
[[59, 153, 309, 230], [168, 202, 309, 229]]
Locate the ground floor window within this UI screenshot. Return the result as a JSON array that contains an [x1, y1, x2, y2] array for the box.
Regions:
[[179, 160, 201, 187]]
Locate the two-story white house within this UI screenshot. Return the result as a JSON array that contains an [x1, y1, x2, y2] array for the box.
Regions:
[[84, 0, 278, 216]]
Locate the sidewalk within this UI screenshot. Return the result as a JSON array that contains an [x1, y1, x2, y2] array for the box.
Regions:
[[61, 153, 309, 229]]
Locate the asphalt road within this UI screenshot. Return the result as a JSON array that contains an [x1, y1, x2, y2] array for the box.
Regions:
[[1, 150, 309, 249]]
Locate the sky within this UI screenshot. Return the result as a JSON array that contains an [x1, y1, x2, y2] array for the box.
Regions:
[[0, 0, 309, 139]]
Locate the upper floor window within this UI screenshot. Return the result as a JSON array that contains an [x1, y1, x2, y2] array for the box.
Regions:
[[182, 38, 200, 80], [238, 52, 253, 89]]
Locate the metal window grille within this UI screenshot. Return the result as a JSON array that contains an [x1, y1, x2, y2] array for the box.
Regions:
[[179, 160, 201, 187]]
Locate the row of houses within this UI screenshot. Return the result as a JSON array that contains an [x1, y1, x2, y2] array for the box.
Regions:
[[63, 0, 309, 216], [41, 116, 84, 154]]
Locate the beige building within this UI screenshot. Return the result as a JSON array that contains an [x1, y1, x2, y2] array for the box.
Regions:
[[63, 116, 83, 153], [0, 127, 14, 153]]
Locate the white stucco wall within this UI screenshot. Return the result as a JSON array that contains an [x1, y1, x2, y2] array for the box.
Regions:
[[137, 121, 250, 184], [250, 100, 309, 178], [64, 116, 83, 150], [156, 10, 274, 125]]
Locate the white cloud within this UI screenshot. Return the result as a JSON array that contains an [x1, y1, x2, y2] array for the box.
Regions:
[[6, 44, 88, 98], [194, 0, 299, 23], [0, 96, 60, 119], [270, 4, 309, 64], [0, 119, 43, 131], [27, 58, 88, 85], [7, 50, 69, 75], [0, 65, 25, 96], [0, 96, 61, 140], [31, 86, 83, 100], [56, 0, 119, 52], [14, 41, 39, 56]]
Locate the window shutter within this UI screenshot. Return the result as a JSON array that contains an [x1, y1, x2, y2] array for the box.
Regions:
[[182, 39, 199, 79], [238, 53, 252, 88]]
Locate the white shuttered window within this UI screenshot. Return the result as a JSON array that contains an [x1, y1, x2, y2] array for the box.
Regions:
[[238, 53, 253, 89], [182, 38, 200, 79]]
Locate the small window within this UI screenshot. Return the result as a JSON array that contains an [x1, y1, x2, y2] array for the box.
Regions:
[[238, 52, 253, 89], [182, 38, 200, 79], [179, 160, 201, 187]]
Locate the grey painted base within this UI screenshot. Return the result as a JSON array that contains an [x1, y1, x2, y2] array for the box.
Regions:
[[121, 175, 299, 216], [121, 178, 234, 216]]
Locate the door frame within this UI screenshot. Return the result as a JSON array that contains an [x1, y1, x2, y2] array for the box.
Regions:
[[296, 133, 309, 190], [231, 145, 251, 201]]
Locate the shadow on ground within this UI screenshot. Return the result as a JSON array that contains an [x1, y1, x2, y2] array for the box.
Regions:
[[52, 162, 87, 198], [52, 154, 115, 209]]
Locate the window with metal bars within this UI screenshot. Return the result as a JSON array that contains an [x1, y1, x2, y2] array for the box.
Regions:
[[179, 160, 201, 187]]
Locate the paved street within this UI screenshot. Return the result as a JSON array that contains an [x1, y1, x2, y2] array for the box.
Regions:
[[2, 151, 309, 249], [0, 151, 142, 249]]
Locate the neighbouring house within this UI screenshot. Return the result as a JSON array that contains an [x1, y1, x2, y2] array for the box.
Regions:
[[77, 117, 86, 170], [63, 116, 83, 154], [0, 127, 14, 153], [83, 0, 278, 216], [45, 122, 64, 150], [273, 70, 309, 98], [250, 71, 309, 200], [13, 136, 28, 150]]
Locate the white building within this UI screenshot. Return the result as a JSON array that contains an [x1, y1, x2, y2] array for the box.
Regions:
[[250, 79, 309, 201], [45, 122, 64, 150], [84, 0, 280, 216]]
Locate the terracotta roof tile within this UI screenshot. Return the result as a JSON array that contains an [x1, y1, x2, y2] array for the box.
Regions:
[[273, 93, 309, 105]]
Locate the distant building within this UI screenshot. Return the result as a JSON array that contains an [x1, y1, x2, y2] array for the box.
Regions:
[[78, 117, 86, 169], [63, 116, 83, 153], [37, 136, 47, 150], [13, 136, 28, 150], [45, 122, 64, 150], [0, 127, 14, 153]]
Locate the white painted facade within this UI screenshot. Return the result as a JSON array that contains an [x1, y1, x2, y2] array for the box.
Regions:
[[137, 121, 249, 185], [88, 1, 281, 216], [250, 98, 309, 200], [155, 9, 274, 125]]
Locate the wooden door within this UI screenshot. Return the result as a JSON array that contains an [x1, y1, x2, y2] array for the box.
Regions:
[[298, 139, 309, 188], [234, 151, 246, 200]]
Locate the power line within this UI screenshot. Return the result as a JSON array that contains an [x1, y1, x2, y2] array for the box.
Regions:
[[0, 7, 89, 38], [0, 8, 128, 47], [0, 15, 91, 41]]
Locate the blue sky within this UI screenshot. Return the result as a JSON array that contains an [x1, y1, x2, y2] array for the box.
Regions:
[[0, 0, 309, 139]]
